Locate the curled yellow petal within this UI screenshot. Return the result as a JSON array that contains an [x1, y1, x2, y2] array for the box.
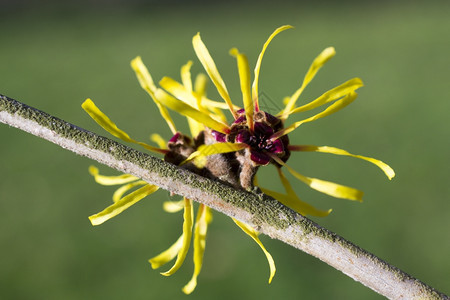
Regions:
[[160, 198, 193, 276], [192, 33, 237, 119], [194, 73, 208, 96], [82, 99, 167, 154], [182, 205, 212, 295], [271, 155, 363, 201], [89, 184, 158, 226], [149, 235, 183, 269], [89, 165, 139, 185], [160, 76, 205, 137], [82, 99, 134, 143], [232, 218, 276, 284], [163, 199, 185, 213], [183, 143, 246, 168], [131, 56, 177, 134], [160, 76, 198, 107], [253, 25, 293, 110], [261, 187, 331, 217], [286, 78, 363, 115], [181, 60, 193, 92], [150, 133, 167, 149], [282, 47, 336, 119], [272, 91, 357, 140], [230, 48, 254, 131], [259, 168, 331, 217], [193, 73, 215, 115], [154, 89, 230, 134], [112, 180, 148, 203], [289, 145, 395, 180]]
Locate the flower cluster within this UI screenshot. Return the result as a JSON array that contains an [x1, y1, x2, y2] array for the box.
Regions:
[[82, 25, 394, 294]]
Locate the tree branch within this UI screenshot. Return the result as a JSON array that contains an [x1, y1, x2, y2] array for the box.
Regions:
[[0, 94, 447, 300]]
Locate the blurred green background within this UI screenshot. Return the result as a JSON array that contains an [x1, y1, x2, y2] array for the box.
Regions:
[[1, 0, 449, 299]]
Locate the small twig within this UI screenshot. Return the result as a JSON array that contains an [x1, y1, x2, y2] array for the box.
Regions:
[[0, 94, 447, 300]]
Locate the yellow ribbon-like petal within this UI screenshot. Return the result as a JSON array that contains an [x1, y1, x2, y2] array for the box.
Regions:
[[89, 166, 139, 185], [232, 218, 276, 284], [150, 133, 167, 149], [89, 184, 158, 226], [112, 180, 148, 203], [201, 97, 241, 111], [159, 76, 205, 137], [260, 187, 331, 217], [163, 199, 185, 213], [272, 91, 357, 140], [160, 76, 198, 107], [290, 145, 395, 180], [82, 99, 167, 154], [161, 198, 194, 276], [285, 78, 363, 115], [230, 48, 254, 131], [259, 168, 331, 217], [271, 155, 363, 201], [182, 205, 212, 295], [192, 33, 237, 119], [181, 60, 193, 93], [183, 142, 246, 168], [154, 89, 230, 134], [131, 56, 177, 134], [193, 73, 215, 116], [149, 235, 183, 269], [282, 47, 336, 119], [253, 25, 293, 111]]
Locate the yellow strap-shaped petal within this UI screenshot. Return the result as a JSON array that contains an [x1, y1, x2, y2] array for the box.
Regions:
[[112, 180, 148, 203], [253, 25, 293, 111], [149, 235, 183, 269], [260, 187, 331, 217], [286, 78, 363, 115], [276, 166, 332, 216], [82, 99, 167, 154], [232, 218, 276, 284], [131, 56, 177, 134], [159, 76, 205, 137], [182, 205, 212, 295], [193, 73, 214, 115], [271, 155, 363, 201], [289, 145, 395, 180], [89, 184, 158, 226], [89, 165, 139, 185], [163, 199, 185, 213], [160, 76, 198, 107], [150, 133, 167, 149], [181, 60, 193, 93], [202, 97, 241, 111], [183, 143, 246, 168], [193, 33, 237, 119], [131, 56, 157, 92], [154, 88, 230, 134], [258, 168, 331, 217], [272, 91, 357, 140], [230, 48, 254, 131], [194, 73, 208, 96], [161, 198, 194, 276], [282, 47, 336, 119]]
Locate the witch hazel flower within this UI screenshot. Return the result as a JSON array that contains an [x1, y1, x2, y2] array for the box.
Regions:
[[82, 25, 394, 294]]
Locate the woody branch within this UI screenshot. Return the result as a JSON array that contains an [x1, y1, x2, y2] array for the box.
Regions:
[[0, 94, 447, 300]]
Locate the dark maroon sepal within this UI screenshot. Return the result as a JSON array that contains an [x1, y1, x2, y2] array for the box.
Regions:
[[169, 132, 181, 143], [271, 139, 284, 154], [211, 130, 226, 142], [236, 130, 251, 144], [250, 150, 271, 165]]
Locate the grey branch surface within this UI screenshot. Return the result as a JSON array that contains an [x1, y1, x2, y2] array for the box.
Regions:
[[0, 94, 447, 300]]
